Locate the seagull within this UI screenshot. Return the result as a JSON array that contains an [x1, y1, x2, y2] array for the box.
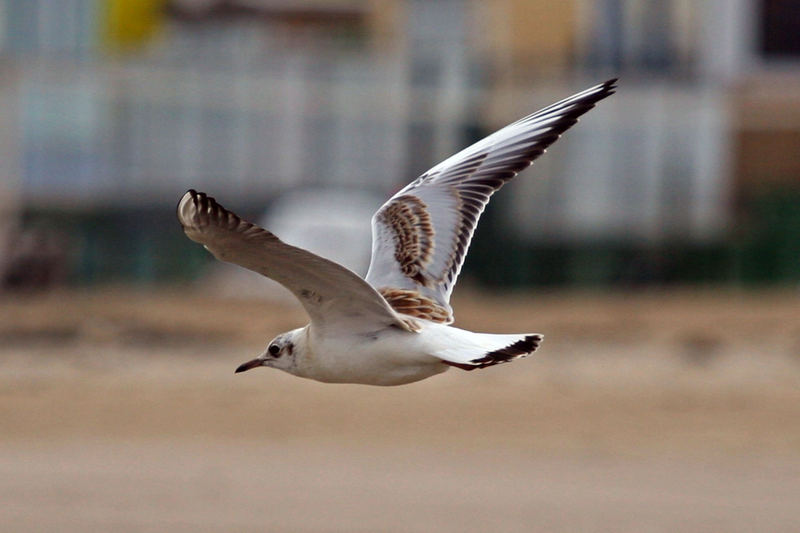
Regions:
[[178, 79, 616, 386]]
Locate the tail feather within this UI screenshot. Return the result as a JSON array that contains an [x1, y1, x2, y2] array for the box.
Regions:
[[469, 335, 543, 368], [435, 332, 543, 371]]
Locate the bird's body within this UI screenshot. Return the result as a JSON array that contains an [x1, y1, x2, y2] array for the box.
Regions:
[[178, 79, 616, 386], [290, 323, 446, 386], [280, 321, 540, 386]]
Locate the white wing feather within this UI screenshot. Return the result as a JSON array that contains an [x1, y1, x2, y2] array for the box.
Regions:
[[365, 79, 617, 320], [177, 190, 412, 333]]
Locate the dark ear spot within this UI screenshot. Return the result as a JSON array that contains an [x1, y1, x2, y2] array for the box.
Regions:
[[286, 343, 294, 356]]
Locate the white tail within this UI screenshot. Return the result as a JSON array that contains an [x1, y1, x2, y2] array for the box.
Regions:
[[433, 331, 543, 371]]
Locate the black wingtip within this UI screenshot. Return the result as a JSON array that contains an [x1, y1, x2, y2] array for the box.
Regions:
[[601, 78, 618, 97], [177, 189, 217, 218], [177, 189, 197, 216], [591, 78, 617, 98]]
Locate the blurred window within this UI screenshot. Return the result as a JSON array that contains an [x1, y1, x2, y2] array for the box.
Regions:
[[759, 0, 800, 58]]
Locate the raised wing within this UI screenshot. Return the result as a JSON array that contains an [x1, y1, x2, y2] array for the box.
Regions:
[[178, 190, 414, 333], [365, 79, 617, 322]]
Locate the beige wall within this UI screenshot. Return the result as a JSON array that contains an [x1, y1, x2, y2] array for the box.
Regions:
[[734, 76, 800, 195], [474, 0, 577, 77]]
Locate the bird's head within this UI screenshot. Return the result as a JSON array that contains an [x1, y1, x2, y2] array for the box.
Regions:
[[235, 327, 305, 374]]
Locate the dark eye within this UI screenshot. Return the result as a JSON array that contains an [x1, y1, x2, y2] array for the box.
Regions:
[[268, 344, 281, 356]]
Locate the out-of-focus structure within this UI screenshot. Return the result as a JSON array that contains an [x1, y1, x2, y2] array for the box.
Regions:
[[1, 0, 799, 287]]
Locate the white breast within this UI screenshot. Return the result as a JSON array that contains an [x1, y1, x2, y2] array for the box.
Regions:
[[295, 323, 450, 386]]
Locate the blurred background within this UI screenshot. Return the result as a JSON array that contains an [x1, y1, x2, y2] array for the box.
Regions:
[[1, 1, 799, 532]]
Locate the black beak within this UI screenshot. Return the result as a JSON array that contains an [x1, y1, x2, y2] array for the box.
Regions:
[[235, 358, 263, 374]]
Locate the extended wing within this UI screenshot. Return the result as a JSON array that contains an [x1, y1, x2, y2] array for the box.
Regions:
[[178, 190, 414, 334], [365, 79, 617, 322]]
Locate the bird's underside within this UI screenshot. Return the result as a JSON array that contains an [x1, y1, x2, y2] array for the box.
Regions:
[[177, 79, 617, 380]]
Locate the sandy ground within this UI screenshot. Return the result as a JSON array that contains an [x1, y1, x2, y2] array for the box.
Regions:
[[2, 287, 800, 532]]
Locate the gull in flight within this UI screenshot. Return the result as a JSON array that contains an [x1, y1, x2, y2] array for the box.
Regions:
[[178, 79, 616, 385]]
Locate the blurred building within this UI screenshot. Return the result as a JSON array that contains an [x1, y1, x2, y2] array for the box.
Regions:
[[1, 0, 798, 286]]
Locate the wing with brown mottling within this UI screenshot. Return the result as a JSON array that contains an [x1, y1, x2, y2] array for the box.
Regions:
[[178, 190, 415, 333], [365, 79, 617, 318]]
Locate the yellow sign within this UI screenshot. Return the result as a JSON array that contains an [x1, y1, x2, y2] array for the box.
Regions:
[[101, 0, 167, 49]]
